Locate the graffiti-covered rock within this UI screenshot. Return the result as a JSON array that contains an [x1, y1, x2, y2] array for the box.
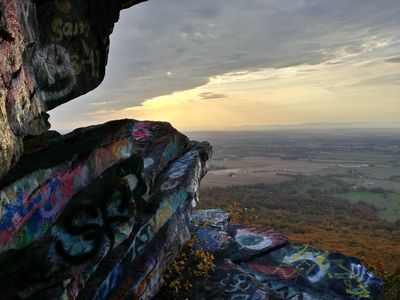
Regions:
[[184, 209, 385, 300], [0, 119, 191, 255], [0, 0, 147, 177], [0, 119, 212, 299], [188, 259, 281, 300]]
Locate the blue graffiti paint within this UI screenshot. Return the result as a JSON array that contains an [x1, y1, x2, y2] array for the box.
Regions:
[[171, 189, 188, 211], [162, 140, 180, 161], [0, 187, 41, 231], [94, 264, 124, 300], [0, 178, 63, 246]]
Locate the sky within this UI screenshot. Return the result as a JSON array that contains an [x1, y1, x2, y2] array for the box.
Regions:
[[50, 0, 400, 132]]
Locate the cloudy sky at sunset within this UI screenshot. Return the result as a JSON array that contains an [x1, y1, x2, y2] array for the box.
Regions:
[[50, 0, 400, 132]]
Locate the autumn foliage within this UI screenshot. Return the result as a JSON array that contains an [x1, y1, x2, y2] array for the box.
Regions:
[[199, 179, 400, 298], [160, 235, 216, 298]]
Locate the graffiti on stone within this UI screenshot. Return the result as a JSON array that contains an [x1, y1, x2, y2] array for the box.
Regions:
[[191, 211, 383, 300], [55, 180, 132, 264], [220, 273, 251, 294], [51, 18, 90, 42], [70, 49, 101, 79], [160, 150, 199, 191], [282, 246, 331, 283], [0, 176, 70, 248], [264, 281, 313, 300], [235, 230, 273, 251], [93, 264, 124, 300], [19, 0, 37, 43], [32, 44, 76, 102], [132, 224, 155, 258]]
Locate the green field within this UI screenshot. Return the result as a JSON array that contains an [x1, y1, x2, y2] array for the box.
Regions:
[[333, 192, 400, 222]]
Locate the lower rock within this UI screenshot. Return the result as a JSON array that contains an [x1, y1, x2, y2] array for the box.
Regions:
[[185, 209, 384, 300]]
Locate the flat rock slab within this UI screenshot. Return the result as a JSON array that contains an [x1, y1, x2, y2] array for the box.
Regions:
[[189, 259, 281, 300], [190, 209, 384, 300], [191, 208, 231, 230], [227, 226, 289, 262]]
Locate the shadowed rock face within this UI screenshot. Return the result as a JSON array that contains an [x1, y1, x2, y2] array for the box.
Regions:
[[0, 0, 147, 177], [30, 0, 127, 109], [121, 0, 148, 9]]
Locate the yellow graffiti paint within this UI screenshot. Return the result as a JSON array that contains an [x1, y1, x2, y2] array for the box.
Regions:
[[51, 18, 90, 42]]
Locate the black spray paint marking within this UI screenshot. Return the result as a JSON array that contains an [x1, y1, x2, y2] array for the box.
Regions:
[[55, 181, 131, 264]]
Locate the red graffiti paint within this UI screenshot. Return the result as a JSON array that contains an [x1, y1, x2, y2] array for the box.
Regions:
[[248, 263, 298, 280], [0, 165, 81, 246], [132, 122, 153, 139]]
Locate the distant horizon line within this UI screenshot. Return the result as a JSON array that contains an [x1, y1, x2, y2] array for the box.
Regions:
[[184, 121, 400, 132], [54, 121, 400, 135]]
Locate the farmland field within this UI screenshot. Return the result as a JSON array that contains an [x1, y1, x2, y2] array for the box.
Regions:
[[187, 130, 400, 196], [333, 192, 400, 222]]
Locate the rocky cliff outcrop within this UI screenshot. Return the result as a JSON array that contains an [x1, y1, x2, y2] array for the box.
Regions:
[[0, 0, 146, 177], [0, 119, 211, 299], [0, 1, 384, 299]]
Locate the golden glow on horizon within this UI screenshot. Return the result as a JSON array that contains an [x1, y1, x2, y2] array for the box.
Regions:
[[84, 57, 400, 131]]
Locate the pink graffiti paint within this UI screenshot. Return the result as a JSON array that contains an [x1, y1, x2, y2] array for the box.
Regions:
[[66, 273, 85, 300], [0, 137, 135, 251], [0, 164, 85, 246], [132, 122, 152, 140]]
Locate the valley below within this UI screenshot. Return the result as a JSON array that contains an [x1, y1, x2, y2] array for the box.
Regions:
[[188, 129, 400, 287]]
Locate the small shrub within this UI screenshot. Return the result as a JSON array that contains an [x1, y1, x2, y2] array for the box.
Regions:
[[227, 201, 259, 226], [161, 235, 216, 298]]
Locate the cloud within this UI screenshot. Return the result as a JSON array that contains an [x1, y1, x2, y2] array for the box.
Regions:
[[350, 74, 400, 87], [89, 101, 113, 106], [199, 92, 227, 100], [84, 109, 118, 116], [385, 57, 400, 64], [49, 0, 400, 130]]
